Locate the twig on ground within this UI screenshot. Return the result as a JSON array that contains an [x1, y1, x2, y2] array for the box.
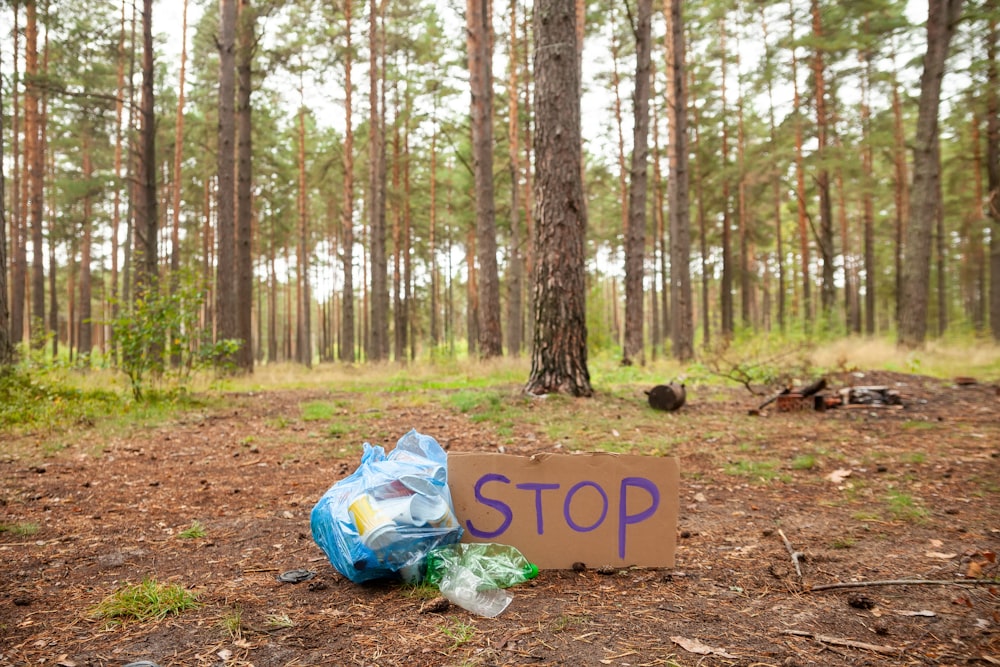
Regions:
[[781, 630, 902, 656], [777, 529, 803, 578], [809, 578, 999, 592]]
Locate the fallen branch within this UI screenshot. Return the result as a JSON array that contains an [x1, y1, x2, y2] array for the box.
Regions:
[[777, 529, 803, 578], [809, 578, 999, 592], [781, 630, 902, 656]]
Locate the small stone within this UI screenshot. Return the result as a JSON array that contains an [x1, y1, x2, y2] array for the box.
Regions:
[[420, 596, 451, 614], [571, 561, 587, 572], [596, 565, 617, 575], [848, 594, 876, 610]]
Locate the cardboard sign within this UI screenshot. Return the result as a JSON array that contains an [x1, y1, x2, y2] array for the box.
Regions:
[[447, 452, 679, 569]]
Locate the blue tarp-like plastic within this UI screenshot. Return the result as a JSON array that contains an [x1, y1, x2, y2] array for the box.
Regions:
[[310, 430, 464, 583]]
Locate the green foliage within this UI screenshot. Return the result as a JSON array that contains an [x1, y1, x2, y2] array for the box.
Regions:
[[438, 617, 477, 649], [0, 366, 121, 433], [724, 459, 789, 483], [0, 522, 40, 537], [885, 489, 928, 522], [221, 607, 243, 639], [301, 401, 337, 421], [91, 579, 200, 625], [177, 521, 207, 539], [111, 275, 241, 400]]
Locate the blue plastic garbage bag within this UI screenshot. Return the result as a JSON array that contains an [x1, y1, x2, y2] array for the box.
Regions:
[[310, 429, 463, 583]]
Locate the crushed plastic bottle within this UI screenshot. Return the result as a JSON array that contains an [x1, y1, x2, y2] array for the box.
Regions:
[[424, 543, 539, 617]]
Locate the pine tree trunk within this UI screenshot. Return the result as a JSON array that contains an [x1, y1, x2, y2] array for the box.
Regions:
[[762, 9, 785, 333], [0, 40, 12, 366], [690, 67, 709, 347], [667, 0, 693, 361], [368, 0, 388, 362], [812, 0, 835, 320], [623, 0, 652, 367], [468, 0, 503, 358], [216, 0, 237, 358], [108, 0, 126, 362], [25, 0, 44, 346], [135, 0, 158, 300], [9, 0, 25, 348], [340, 0, 356, 363], [506, 0, 523, 358], [526, 0, 592, 397], [170, 0, 189, 290], [891, 44, 908, 325], [429, 114, 439, 350], [392, 87, 404, 363], [898, 0, 964, 347], [986, 12, 1000, 341], [861, 44, 877, 335], [79, 134, 94, 361], [790, 0, 810, 330], [719, 17, 733, 337], [236, 0, 255, 372], [296, 100, 311, 367]]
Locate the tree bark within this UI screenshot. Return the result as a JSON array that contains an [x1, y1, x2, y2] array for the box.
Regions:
[[667, 0, 693, 360], [898, 0, 964, 347], [525, 0, 592, 397], [623, 0, 652, 367], [468, 0, 503, 358], [134, 0, 158, 300], [811, 0, 835, 320], [216, 0, 237, 355], [506, 0, 524, 357], [236, 0, 255, 372], [718, 17, 733, 337], [169, 0, 189, 291], [986, 11, 1000, 341], [368, 0, 388, 362], [0, 40, 13, 366], [10, 0, 25, 348], [340, 0, 356, 363], [790, 0, 811, 330], [25, 0, 45, 346]]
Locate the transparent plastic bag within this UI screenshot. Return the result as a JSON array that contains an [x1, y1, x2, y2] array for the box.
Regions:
[[310, 430, 463, 583], [424, 543, 539, 617]]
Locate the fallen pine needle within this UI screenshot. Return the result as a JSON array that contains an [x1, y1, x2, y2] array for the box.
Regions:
[[809, 578, 999, 592]]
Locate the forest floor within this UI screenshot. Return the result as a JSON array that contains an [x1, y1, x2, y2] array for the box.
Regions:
[[1, 369, 999, 667]]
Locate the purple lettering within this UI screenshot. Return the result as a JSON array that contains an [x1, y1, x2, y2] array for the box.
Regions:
[[516, 482, 561, 534], [466, 473, 513, 539], [618, 477, 659, 558], [563, 481, 608, 533]]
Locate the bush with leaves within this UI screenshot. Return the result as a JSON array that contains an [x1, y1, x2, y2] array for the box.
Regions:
[[112, 275, 241, 400]]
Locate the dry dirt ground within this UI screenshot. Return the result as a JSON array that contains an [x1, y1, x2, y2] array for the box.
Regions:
[[1, 371, 998, 667]]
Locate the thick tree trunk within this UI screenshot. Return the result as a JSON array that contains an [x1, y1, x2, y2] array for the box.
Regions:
[[623, 0, 652, 367], [667, 0, 693, 360], [468, 0, 503, 358], [134, 0, 158, 300], [216, 0, 237, 356], [986, 13, 1000, 341], [526, 0, 592, 397], [898, 0, 964, 347], [340, 0, 356, 363], [762, 9, 785, 333], [236, 0, 255, 372]]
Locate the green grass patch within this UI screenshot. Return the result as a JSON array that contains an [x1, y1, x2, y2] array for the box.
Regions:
[[301, 401, 337, 421], [902, 420, 938, 431], [791, 454, 817, 470], [91, 579, 200, 625], [885, 489, 929, 522], [724, 460, 788, 483], [221, 606, 243, 639], [0, 522, 40, 537], [439, 617, 477, 649], [177, 520, 207, 539]]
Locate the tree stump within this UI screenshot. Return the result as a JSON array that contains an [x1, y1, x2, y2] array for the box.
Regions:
[[646, 383, 686, 411]]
